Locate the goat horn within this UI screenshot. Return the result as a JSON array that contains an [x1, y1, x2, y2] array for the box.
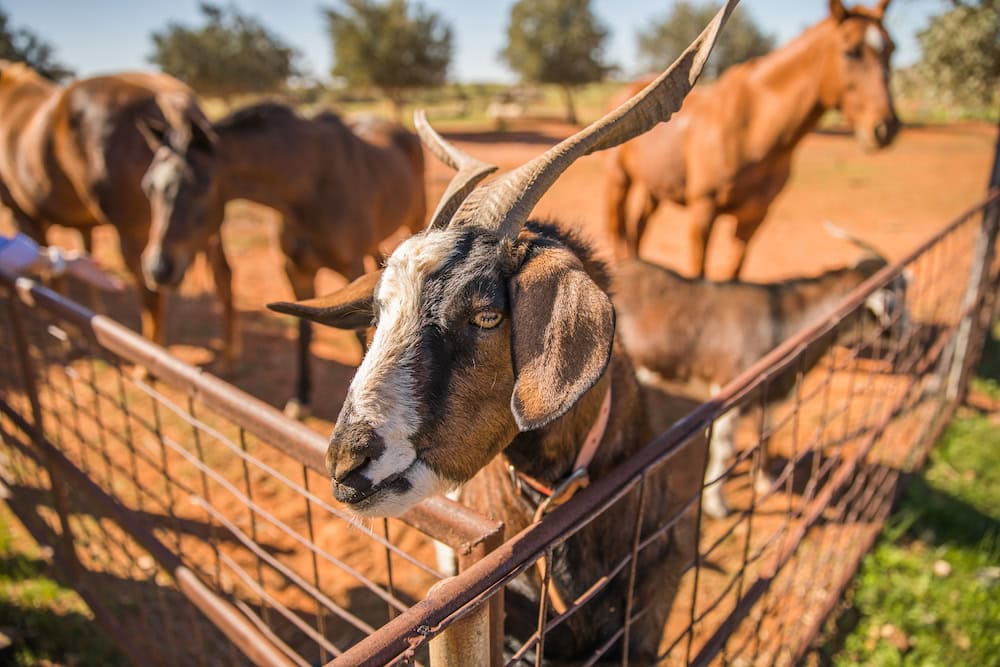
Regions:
[[443, 0, 739, 238], [822, 220, 885, 259], [414, 110, 498, 229]]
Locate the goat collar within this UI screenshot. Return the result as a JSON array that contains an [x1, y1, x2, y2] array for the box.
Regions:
[[510, 383, 613, 523]]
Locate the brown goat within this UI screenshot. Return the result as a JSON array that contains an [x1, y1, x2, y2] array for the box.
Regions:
[[139, 103, 427, 414], [267, 4, 737, 661], [613, 225, 906, 517], [0, 60, 221, 348], [606, 0, 899, 278]]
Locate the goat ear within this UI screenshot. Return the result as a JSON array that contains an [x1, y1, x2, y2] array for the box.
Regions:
[[136, 115, 170, 151], [830, 0, 848, 21], [508, 246, 615, 431], [874, 0, 891, 19], [267, 270, 381, 330]]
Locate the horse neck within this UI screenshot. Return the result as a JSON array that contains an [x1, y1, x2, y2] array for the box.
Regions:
[[214, 126, 307, 214], [503, 348, 648, 486], [743, 20, 841, 153]]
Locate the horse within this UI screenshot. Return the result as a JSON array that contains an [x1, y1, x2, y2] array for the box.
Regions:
[[140, 102, 427, 416], [0, 60, 228, 355], [605, 0, 900, 278]]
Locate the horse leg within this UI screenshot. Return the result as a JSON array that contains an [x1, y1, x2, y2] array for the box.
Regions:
[[631, 185, 659, 258], [119, 231, 166, 378], [688, 197, 718, 278], [282, 258, 318, 420], [725, 201, 769, 280], [77, 227, 105, 314], [604, 149, 634, 259], [206, 234, 240, 374]]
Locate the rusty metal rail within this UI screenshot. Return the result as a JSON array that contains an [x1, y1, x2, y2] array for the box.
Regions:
[[0, 270, 502, 665]]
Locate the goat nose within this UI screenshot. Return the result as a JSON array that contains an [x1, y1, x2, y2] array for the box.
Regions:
[[149, 254, 173, 285], [874, 119, 898, 147], [327, 424, 384, 484]]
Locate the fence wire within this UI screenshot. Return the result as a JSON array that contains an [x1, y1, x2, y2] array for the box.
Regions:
[[0, 192, 996, 666]]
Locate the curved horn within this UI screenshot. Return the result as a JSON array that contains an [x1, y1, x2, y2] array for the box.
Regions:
[[443, 0, 740, 239], [414, 110, 498, 229], [822, 220, 885, 259]]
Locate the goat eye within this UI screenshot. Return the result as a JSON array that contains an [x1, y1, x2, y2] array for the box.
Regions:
[[470, 310, 503, 329], [845, 45, 863, 60]]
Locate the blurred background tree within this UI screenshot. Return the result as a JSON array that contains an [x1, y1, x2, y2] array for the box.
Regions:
[[916, 0, 999, 112], [500, 0, 613, 124], [637, 1, 773, 79], [149, 3, 299, 100], [325, 0, 452, 120], [0, 7, 73, 81]]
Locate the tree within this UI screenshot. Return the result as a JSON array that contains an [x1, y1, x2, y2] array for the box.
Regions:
[[149, 3, 299, 99], [916, 0, 999, 110], [500, 0, 613, 124], [325, 0, 452, 119], [637, 1, 774, 79], [0, 8, 72, 81]]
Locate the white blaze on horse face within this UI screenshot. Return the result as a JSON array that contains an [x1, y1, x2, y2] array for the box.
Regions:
[[346, 232, 454, 487], [146, 150, 182, 195], [865, 25, 885, 55]]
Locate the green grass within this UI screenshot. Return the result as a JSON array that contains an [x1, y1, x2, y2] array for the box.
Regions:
[[0, 506, 125, 666], [813, 325, 1000, 666]]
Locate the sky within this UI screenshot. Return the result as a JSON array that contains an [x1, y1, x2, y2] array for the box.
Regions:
[[5, 0, 948, 84]]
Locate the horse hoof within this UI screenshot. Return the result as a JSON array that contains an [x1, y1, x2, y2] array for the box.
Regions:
[[283, 399, 310, 420]]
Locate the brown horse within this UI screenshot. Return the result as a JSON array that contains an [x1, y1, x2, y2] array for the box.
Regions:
[[140, 102, 426, 415], [0, 60, 225, 350], [606, 0, 900, 278]]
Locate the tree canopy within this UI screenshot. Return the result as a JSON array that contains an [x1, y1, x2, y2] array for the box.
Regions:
[[325, 0, 452, 117], [149, 3, 299, 98], [637, 1, 774, 79], [916, 0, 999, 109], [0, 8, 73, 81], [500, 0, 613, 123]]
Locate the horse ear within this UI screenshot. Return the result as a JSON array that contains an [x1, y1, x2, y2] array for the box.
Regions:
[[829, 0, 848, 21], [874, 0, 891, 18], [508, 245, 615, 431], [190, 113, 218, 154], [267, 270, 381, 330], [136, 115, 170, 151]]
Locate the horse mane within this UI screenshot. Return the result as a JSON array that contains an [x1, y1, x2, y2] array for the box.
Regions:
[[215, 102, 302, 133], [0, 60, 54, 87]]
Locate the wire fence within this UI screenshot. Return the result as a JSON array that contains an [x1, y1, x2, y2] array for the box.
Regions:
[[0, 189, 997, 666]]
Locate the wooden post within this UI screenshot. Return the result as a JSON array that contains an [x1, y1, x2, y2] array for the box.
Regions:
[[428, 577, 492, 667]]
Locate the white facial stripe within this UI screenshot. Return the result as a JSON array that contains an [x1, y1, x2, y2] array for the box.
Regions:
[[348, 232, 454, 486], [147, 153, 181, 193], [865, 25, 885, 54], [865, 289, 894, 326]]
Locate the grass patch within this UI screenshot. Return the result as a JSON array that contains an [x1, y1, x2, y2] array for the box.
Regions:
[[813, 324, 1000, 666], [0, 505, 125, 666]]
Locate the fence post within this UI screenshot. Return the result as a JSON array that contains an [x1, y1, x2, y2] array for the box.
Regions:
[[427, 577, 492, 667], [458, 528, 505, 667], [4, 280, 81, 581], [946, 119, 1000, 400]]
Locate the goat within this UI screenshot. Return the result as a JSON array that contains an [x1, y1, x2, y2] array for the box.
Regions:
[[613, 223, 907, 518], [267, 4, 737, 662]]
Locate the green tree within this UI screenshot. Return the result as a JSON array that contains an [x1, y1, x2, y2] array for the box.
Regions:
[[637, 1, 774, 79], [149, 3, 299, 99], [500, 0, 613, 124], [916, 0, 1000, 110], [0, 8, 72, 81], [325, 0, 452, 119]]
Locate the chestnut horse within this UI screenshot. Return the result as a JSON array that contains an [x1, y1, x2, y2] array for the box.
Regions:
[[605, 0, 900, 278], [0, 61, 227, 352], [140, 103, 426, 415]]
